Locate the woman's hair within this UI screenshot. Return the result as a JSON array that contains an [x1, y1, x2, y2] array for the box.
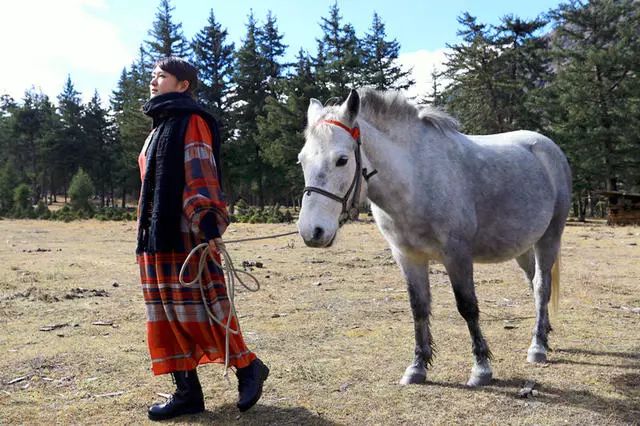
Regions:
[[155, 57, 198, 95]]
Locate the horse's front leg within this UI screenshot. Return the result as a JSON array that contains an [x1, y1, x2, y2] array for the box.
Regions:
[[442, 244, 493, 387], [393, 249, 433, 385]]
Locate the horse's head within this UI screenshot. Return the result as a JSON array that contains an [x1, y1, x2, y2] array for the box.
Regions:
[[297, 89, 364, 248]]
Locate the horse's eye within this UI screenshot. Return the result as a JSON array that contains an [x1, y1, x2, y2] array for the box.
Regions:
[[336, 157, 348, 167]]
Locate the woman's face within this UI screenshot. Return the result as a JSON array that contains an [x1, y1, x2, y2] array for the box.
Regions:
[[149, 66, 189, 98]]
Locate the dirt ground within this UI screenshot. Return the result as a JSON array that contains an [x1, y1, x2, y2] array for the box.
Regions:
[[0, 218, 638, 425]]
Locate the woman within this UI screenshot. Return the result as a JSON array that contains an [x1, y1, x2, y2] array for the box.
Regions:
[[137, 57, 268, 421]]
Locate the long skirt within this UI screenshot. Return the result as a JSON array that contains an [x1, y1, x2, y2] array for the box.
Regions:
[[138, 250, 255, 375]]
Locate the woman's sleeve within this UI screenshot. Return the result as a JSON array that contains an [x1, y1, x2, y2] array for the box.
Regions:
[[183, 115, 229, 241]]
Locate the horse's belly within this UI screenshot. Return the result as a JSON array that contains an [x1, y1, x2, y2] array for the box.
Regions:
[[472, 244, 534, 263], [470, 151, 558, 262], [471, 209, 552, 262]]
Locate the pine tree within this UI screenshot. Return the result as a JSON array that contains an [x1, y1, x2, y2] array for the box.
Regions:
[[257, 49, 323, 205], [360, 12, 414, 91], [111, 50, 152, 207], [442, 13, 549, 134], [56, 76, 85, 201], [255, 11, 289, 205], [0, 96, 12, 183], [0, 94, 17, 167], [0, 162, 18, 213], [546, 0, 640, 192], [81, 91, 113, 206], [227, 11, 289, 206], [494, 14, 550, 131], [11, 89, 60, 203], [420, 67, 446, 107], [259, 11, 288, 82], [317, 2, 361, 98], [191, 9, 235, 142], [145, 0, 190, 61], [227, 12, 261, 204], [441, 13, 503, 133], [9, 91, 44, 188], [310, 40, 331, 102], [229, 11, 288, 206]]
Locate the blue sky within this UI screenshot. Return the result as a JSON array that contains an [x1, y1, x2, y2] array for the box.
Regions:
[[1, 0, 565, 105]]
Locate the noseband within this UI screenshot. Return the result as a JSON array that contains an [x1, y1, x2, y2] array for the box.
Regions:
[[303, 119, 378, 226]]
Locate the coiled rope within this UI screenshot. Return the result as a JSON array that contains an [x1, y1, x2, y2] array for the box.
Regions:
[[178, 230, 298, 379]]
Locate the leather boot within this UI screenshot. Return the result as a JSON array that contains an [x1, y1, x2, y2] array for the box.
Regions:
[[148, 369, 205, 421], [236, 358, 269, 412]]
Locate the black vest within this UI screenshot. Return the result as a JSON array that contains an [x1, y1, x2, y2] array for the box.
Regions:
[[136, 92, 222, 254]]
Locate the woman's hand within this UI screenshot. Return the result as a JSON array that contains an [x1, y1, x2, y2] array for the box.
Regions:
[[208, 237, 226, 256]]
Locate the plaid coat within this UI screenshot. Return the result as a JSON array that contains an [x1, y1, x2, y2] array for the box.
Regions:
[[137, 114, 255, 375]]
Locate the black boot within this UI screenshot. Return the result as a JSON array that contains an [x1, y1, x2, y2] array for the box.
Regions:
[[236, 358, 269, 412], [148, 369, 205, 421]]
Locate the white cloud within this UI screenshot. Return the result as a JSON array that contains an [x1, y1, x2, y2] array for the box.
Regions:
[[397, 48, 450, 101], [0, 0, 131, 103]]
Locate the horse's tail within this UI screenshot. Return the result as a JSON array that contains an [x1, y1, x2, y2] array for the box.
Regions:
[[550, 250, 560, 317]]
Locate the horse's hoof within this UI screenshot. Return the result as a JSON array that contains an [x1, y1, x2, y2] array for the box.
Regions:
[[400, 374, 426, 385], [466, 372, 492, 387], [399, 366, 427, 385], [527, 351, 547, 364], [527, 344, 547, 363]]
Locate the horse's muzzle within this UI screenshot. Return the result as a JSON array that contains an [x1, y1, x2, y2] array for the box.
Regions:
[[300, 226, 336, 248]]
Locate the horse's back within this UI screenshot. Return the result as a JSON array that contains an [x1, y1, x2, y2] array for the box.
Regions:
[[466, 130, 571, 199], [460, 131, 571, 261]]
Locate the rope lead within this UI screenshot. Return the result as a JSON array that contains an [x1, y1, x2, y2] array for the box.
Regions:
[[178, 243, 260, 379], [178, 229, 298, 379]]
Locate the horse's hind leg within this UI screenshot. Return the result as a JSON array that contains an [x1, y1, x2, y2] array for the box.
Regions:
[[443, 246, 493, 387], [394, 250, 433, 385], [528, 231, 561, 364], [516, 248, 535, 290]]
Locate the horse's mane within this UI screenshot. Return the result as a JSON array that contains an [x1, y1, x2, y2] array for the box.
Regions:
[[358, 88, 459, 134]]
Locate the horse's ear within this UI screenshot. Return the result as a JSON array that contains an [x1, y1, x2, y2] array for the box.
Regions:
[[307, 98, 324, 125], [340, 89, 360, 124]]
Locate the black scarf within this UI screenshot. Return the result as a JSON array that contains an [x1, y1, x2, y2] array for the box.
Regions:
[[136, 92, 222, 254]]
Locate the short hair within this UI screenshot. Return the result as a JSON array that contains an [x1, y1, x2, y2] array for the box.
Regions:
[[155, 57, 198, 94]]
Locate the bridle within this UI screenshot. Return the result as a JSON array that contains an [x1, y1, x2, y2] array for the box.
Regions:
[[303, 119, 378, 226]]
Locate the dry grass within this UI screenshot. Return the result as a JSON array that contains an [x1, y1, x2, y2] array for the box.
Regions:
[[0, 219, 638, 425]]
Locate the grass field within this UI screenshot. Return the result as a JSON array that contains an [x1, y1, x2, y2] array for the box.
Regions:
[[0, 219, 638, 425]]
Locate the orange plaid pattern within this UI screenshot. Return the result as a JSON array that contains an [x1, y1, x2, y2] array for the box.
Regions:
[[137, 115, 255, 375]]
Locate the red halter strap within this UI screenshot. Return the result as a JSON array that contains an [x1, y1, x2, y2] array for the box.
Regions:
[[321, 119, 360, 141]]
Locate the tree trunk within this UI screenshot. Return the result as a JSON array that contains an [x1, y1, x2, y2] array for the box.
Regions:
[[109, 180, 115, 207], [256, 150, 265, 208], [577, 195, 586, 222], [596, 66, 617, 192]]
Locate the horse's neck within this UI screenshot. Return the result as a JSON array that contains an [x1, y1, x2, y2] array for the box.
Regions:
[[359, 119, 465, 214], [359, 119, 421, 213]]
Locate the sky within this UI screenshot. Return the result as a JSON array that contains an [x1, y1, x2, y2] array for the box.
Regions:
[[0, 0, 566, 105]]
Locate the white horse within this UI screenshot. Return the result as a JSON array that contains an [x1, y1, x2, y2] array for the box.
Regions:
[[297, 89, 571, 386]]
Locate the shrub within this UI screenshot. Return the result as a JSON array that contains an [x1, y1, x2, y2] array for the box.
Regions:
[[233, 204, 294, 223], [234, 198, 250, 216], [50, 204, 78, 222], [35, 201, 50, 219], [13, 184, 31, 211], [92, 207, 136, 222], [69, 168, 95, 213], [11, 184, 32, 217], [0, 163, 18, 213]]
